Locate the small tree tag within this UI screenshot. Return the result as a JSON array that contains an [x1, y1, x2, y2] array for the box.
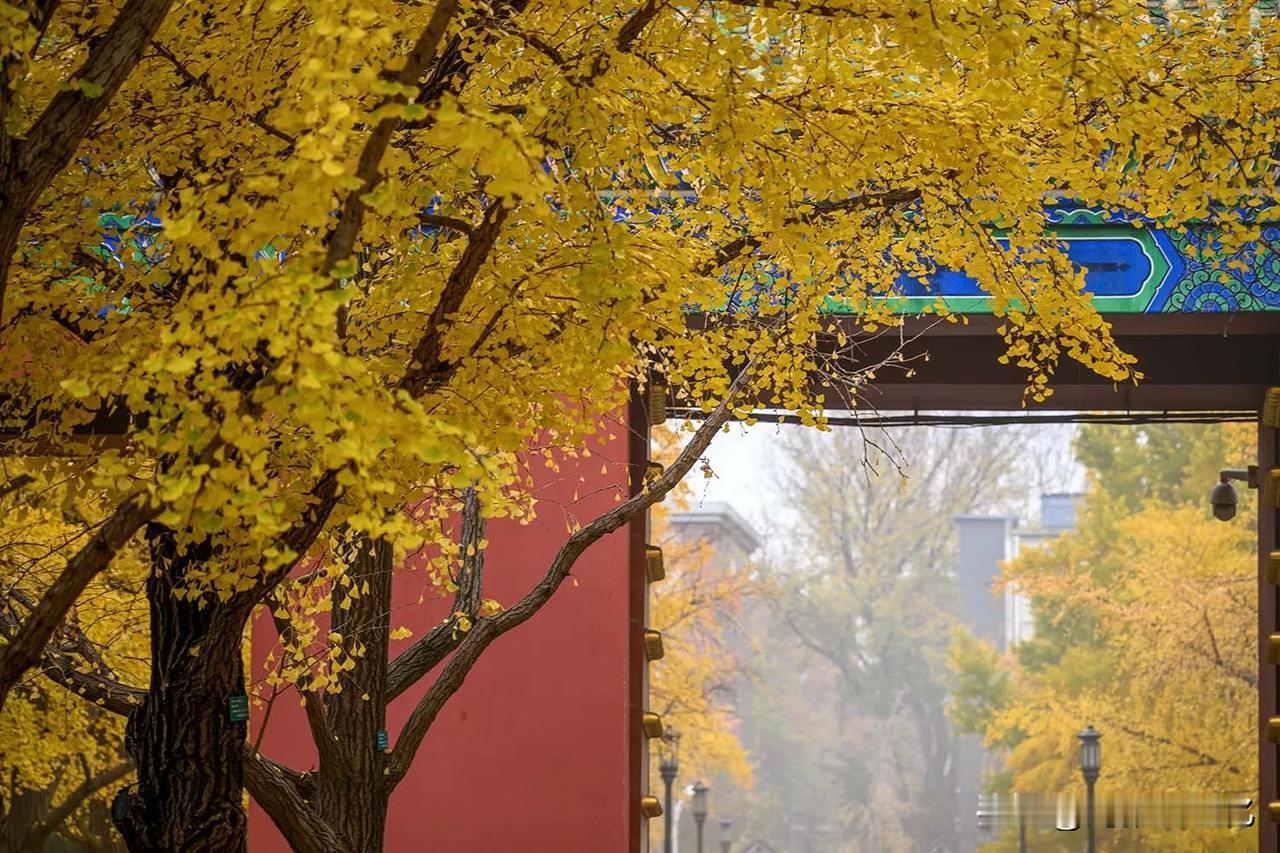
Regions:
[[376, 729, 388, 752], [228, 694, 249, 722]]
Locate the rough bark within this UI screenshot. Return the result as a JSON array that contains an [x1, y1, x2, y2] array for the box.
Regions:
[[314, 534, 393, 853], [241, 751, 346, 853], [112, 524, 248, 853]]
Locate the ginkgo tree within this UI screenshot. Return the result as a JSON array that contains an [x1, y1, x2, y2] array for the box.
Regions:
[[1, 0, 1278, 850], [948, 423, 1258, 852]]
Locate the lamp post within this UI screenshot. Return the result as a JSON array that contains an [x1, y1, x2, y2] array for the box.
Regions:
[[1078, 725, 1102, 853], [1016, 793, 1027, 853], [719, 818, 733, 853], [659, 729, 681, 853], [692, 781, 709, 853]]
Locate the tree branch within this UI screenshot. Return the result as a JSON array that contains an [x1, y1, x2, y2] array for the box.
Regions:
[[26, 760, 134, 846], [399, 202, 510, 396], [0, 495, 154, 713], [37, 645, 146, 717], [0, 587, 145, 716], [1, 0, 176, 320], [385, 487, 487, 700], [384, 367, 753, 785], [149, 41, 296, 148], [242, 748, 347, 853], [265, 587, 334, 762], [1113, 722, 1244, 777], [420, 213, 475, 236], [697, 187, 921, 275], [235, 195, 508, 609], [711, 0, 892, 18], [322, 0, 461, 279], [0, 472, 33, 500]]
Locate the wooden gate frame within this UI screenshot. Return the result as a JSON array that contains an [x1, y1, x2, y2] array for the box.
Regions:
[[642, 311, 1280, 850]]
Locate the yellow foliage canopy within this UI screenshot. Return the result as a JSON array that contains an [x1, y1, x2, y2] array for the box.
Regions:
[[0, 459, 147, 843], [5, 0, 1276, 602]]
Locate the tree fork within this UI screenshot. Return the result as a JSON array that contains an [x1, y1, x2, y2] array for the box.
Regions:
[[112, 524, 250, 853]]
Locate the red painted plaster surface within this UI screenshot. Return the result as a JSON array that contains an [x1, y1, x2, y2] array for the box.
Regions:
[[249, 432, 635, 852]]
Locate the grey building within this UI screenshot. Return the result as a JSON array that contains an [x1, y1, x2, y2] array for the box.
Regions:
[[668, 500, 761, 568], [953, 494, 1080, 853]]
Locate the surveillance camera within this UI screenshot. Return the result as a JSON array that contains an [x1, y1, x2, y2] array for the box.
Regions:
[[1210, 480, 1238, 522]]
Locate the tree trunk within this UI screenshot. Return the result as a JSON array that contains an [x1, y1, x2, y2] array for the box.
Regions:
[[112, 524, 248, 852], [314, 534, 392, 853]]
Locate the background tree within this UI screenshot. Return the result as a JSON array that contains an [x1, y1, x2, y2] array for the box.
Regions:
[[736, 425, 1039, 851], [1, 0, 1277, 849], [949, 423, 1257, 852]]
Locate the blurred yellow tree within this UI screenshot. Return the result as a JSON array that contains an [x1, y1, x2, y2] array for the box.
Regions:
[[950, 423, 1257, 852], [648, 427, 768, 793]]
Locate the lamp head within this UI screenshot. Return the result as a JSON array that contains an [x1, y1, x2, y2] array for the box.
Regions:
[[1078, 724, 1102, 777], [692, 781, 709, 820], [659, 727, 681, 775]]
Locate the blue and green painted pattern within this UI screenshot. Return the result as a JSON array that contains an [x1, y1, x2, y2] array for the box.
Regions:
[[874, 207, 1280, 314], [73, 200, 1280, 318]]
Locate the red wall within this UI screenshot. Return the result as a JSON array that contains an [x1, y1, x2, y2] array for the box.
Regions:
[[249, 421, 640, 851]]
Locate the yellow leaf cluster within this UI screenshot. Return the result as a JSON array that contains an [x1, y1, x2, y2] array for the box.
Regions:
[[4, 0, 1274, 604]]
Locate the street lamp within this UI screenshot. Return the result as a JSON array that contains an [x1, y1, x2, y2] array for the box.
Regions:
[[659, 729, 680, 853], [719, 818, 733, 853], [692, 781, 710, 853], [1078, 725, 1102, 853]]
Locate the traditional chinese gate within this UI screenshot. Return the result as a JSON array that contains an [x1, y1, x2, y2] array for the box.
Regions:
[[636, 210, 1280, 851]]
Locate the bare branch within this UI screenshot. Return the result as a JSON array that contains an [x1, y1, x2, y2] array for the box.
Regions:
[[385, 487, 487, 699], [384, 368, 753, 785]]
